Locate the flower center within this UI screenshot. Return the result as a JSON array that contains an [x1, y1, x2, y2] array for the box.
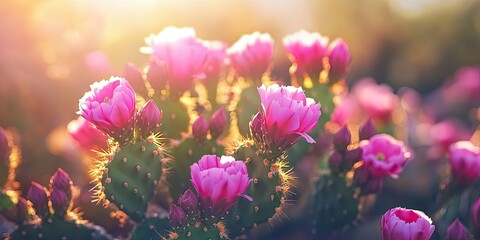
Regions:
[[103, 97, 110, 103], [376, 153, 385, 161], [394, 209, 420, 223]]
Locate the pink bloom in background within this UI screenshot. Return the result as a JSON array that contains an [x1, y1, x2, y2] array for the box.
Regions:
[[361, 134, 410, 178], [84, 51, 112, 76], [352, 78, 398, 122], [256, 84, 321, 152], [67, 116, 109, 153], [442, 66, 480, 104], [143, 27, 208, 95], [283, 30, 329, 79], [327, 38, 351, 81], [123, 63, 145, 93], [330, 94, 362, 127], [203, 40, 228, 79], [448, 141, 480, 185], [190, 155, 252, 217], [227, 32, 274, 81], [382, 207, 435, 240], [78, 77, 136, 141], [429, 120, 471, 151]]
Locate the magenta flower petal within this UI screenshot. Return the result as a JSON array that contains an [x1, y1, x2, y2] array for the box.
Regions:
[[382, 207, 435, 240]]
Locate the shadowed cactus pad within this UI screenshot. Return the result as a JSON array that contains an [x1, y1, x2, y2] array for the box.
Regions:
[[310, 174, 359, 237], [96, 139, 165, 222]]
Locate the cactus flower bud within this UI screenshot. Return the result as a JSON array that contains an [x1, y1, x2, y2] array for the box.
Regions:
[[354, 165, 383, 195], [50, 168, 73, 194], [190, 155, 252, 218], [50, 188, 70, 216], [209, 108, 227, 140], [381, 207, 435, 240], [360, 134, 410, 179], [137, 100, 162, 140], [359, 118, 376, 141], [227, 32, 274, 81], [333, 125, 351, 151], [327, 39, 351, 82], [178, 189, 199, 214], [0, 128, 10, 163], [26, 182, 49, 217], [78, 77, 136, 143], [124, 63, 145, 93], [446, 218, 471, 240], [169, 204, 187, 227], [16, 197, 31, 223], [472, 197, 480, 229], [328, 150, 343, 172], [257, 84, 322, 153], [249, 112, 264, 145], [448, 141, 480, 185], [192, 115, 209, 143]]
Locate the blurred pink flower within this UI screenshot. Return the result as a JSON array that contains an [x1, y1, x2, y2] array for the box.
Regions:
[[448, 141, 480, 185], [255, 84, 321, 152], [84, 51, 112, 75], [136, 100, 162, 140], [352, 78, 398, 122], [144, 27, 208, 96], [442, 66, 480, 104], [283, 30, 329, 79], [227, 32, 273, 81], [382, 207, 435, 240], [78, 77, 136, 142], [327, 38, 351, 81], [429, 120, 471, 151], [330, 94, 361, 127], [361, 134, 410, 178], [190, 155, 252, 217], [203, 40, 228, 79], [67, 116, 109, 153]]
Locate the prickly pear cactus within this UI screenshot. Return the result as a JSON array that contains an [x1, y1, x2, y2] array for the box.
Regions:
[[170, 222, 228, 240], [93, 139, 166, 222], [224, 141, 289, 237], [168, 138, 225, 200], [310, 174, 359, 237], [236, 86, 260, 136]]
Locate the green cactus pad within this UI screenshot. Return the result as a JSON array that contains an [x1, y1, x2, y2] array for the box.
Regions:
[[102, 140, 164, 222], [131, 216, 171, 240], [154, 96, 190, 139], [310, 174, 359, 237], [168, 138, 225, 200], [224, 143, 288, 237], [172, 221, 227, 240], [236, 86, 260, 137], [9, 214, 111, 240]]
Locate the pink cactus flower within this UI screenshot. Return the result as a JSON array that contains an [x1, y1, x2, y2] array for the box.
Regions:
[[327, 38, 351, 81], [203, 40, 228, 79], [352, 78, 398, 122], [429, 120, 471, 151], [78, 77, 136, 142], [227, 32, 274, 81], [283, 30, 330, 79], [190, 155, 252, 217], [143, 27, 208, 96], [256, 84, 321, 152], [360, 134, 410, 178], [67, 116, 109, 153], [136, 100, 162, 140], [448, 141, 480, 185], [382, 207, 435, 240]]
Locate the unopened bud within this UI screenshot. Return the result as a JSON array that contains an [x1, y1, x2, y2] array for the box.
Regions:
[[169, 204, 187, 227], [354, 165, 383, 195], [26, 182, 49, 217], [50, 188, 70, 216], [0, 128, 10, 163], [137, 100, 162, 140], [327, 39, 351, 82], [249, 112, 264, 145], [446, 218, 472, 240], [147, 58, 167, 91], [16, 197, 30, 222], [178, 189, 199, 214], [209, 108, 227, 140], [333, 125, 351, 151], [50, 168, 72, 195], [472, 197, 480, 229], [328, 150, 343, 172], [192, 115, 209, 143], [359, 119, 376, 141], [124, 63, 145, 93], [344, 148, 362, 170]]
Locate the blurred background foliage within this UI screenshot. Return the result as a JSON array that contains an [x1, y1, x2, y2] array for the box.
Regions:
[[0, 0, 479, 235]]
